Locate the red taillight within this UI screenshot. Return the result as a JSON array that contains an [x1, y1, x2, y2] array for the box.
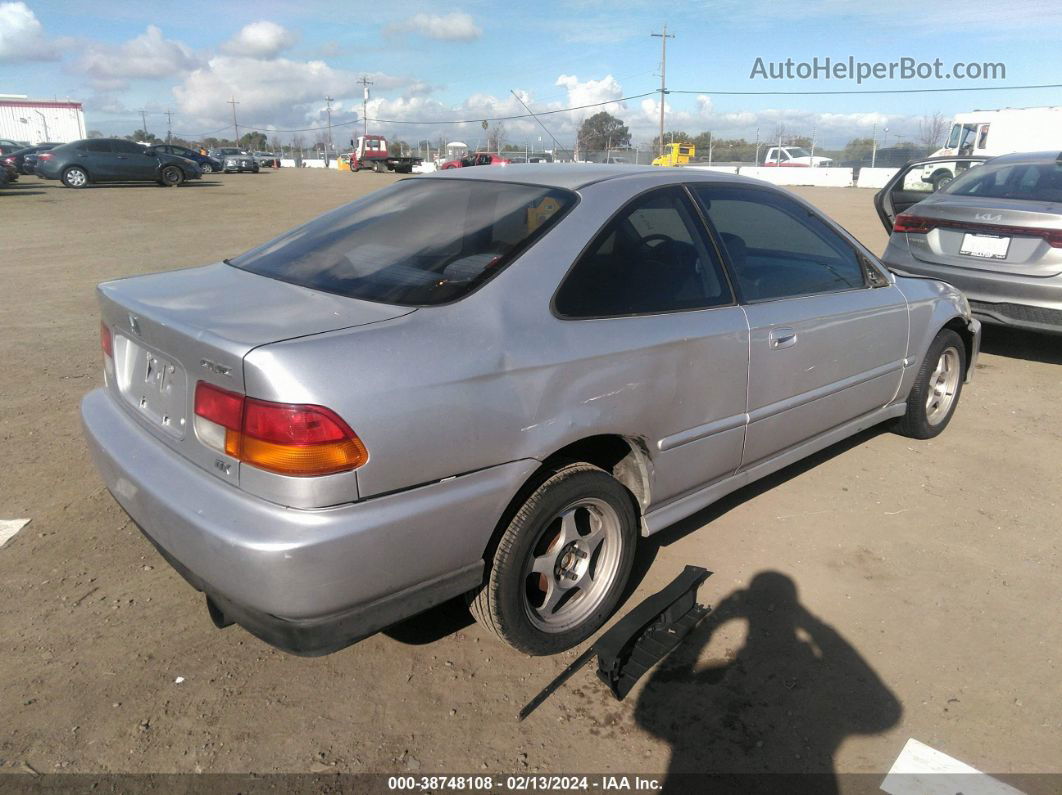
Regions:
[[2, 156, 13, 165], [893, 213, 935, 234], [894, 213, 1062, 248], [193, 382, 368, 476], [243, 399, 353, 445], [100, 321, 113, 358], [38, 152, 53, 161], [194, 382, 243, 430]]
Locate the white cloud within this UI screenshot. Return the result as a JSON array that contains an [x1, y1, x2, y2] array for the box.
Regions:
[[555, 73, 625, 121], [220, 21, 297, 59], [0, 1, 61, 62], [80, 25, 198, 86], [389, 12, 481, 42], [172, 55, 411, 136]]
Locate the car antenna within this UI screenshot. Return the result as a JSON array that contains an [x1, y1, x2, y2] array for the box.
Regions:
[[509, 90, 567, 157]]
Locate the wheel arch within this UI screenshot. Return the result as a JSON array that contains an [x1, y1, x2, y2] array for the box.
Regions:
[[477, 434, 652, 563], [942, 316, 976, 378]]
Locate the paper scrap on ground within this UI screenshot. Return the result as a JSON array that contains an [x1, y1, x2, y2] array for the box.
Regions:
[[0, 519, 31, 548], [881, 738, 1024, 795]]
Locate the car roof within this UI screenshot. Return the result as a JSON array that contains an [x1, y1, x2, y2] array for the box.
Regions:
[[422, 163, 756, 191], [980, 150, 1062, 166]]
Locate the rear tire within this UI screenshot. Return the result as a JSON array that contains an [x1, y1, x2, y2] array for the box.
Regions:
[[373, 160, 385, 173], [469, 463, 638, 655], [61, 166, 88, 188], [894, 328, 966, 439]]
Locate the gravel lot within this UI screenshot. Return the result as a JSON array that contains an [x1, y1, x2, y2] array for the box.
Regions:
[[1, 169, 1058, 787]]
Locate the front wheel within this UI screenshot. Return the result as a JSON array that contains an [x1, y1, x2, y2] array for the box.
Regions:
[[200, 162, 213, 174], [160, 165, 183, 186], [894, 328, 966, 439], [469, 463, 638, 655]]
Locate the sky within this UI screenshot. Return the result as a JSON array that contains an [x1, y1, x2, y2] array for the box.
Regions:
[[2, 0, 1061, 150]]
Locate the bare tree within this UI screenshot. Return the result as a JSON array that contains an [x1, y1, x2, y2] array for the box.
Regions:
[[486, 123, 507, 154], [918, 112, 950, 149]]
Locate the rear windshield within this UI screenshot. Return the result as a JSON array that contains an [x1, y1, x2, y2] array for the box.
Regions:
[[229, 178, 576, 306], [945, 161, 1062, 203]]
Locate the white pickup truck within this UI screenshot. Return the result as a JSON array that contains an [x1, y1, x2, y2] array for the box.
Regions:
[[763, 146, 833, 167]]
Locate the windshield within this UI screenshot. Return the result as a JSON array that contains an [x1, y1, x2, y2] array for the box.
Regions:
[[229, 178, 577, 306], [944, 161, 1062, 203]]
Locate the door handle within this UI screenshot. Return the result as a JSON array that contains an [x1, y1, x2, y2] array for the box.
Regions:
[[769, 327, 798, 349]]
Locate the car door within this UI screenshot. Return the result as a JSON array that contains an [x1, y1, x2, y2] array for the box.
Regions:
[[875, 157, 988, 231], [112, 139, 158, 180], [691, 184, 908, 469], [553, 186, 749, 504]]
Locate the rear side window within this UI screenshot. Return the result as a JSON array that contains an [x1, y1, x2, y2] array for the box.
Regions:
[[554, 186, 732, 317], [692, 186, 866, 302], [945, 161, 1062, 203], [114, 140, 145, 154], [230, 179, 575, 306], [81, 140, 112, 153]]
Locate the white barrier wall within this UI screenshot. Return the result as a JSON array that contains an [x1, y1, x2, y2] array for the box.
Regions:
[[412, 162, 438, 174], [302, 159, 327, 168], [737, 167, 854, 187], [280, 159, 297, 168], [856, 168, 900, 189], [685, 165, 739, 174]]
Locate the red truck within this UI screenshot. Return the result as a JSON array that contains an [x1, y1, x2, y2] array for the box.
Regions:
[[348, 135, 421, 173]]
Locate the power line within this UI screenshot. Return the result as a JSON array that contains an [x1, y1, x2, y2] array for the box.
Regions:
[[669, 82, 1062, 95], [163, 81, 1062, 141]]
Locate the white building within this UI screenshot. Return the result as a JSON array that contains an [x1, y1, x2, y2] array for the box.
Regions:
[[0, 95, 86, 145]]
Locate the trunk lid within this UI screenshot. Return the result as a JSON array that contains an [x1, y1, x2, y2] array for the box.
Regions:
[[98, 262, 413, 485], [906, 196, 1062, 277]]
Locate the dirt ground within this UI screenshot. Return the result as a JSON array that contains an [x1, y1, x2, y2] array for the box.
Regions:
[[0, 169, 1058, 787]]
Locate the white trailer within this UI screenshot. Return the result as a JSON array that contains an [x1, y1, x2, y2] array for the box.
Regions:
[[0, 96, 86, 145]]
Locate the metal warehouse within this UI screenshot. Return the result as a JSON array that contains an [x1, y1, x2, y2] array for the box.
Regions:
[[0, 95, 86, 144]]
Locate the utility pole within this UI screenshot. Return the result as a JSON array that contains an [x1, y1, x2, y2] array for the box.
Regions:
[[138, 109, 149, 138], [228, 97, 240, 145], [324, 95, 334, 160], [164, 109, 173, 143], [650, 24, 674, 158], [358, 76, 373, 138]]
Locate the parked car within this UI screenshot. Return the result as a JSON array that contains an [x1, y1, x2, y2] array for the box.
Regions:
[[763, 146, 833, 167], [82, 165, 979, 657], [210, 148, 259, 173], [35, 138, 202, 188], [3, 143, 61, 175], [877, 151, 1062, 333], [151, 144, 223, 174], [440, 152, 510, 169], [252, 151, 279, 168], [2, 160, 19, 184]]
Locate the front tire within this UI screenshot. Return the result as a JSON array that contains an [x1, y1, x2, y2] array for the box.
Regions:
[[200, 162, 213, 174], [894, 328, 966, 439], [160, 165, 183, 187], [469, 463, 638, 655], [61, 166, 88, 188]]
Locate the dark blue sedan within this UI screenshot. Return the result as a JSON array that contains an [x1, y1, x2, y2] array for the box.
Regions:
[[151, 144, 223, 174]]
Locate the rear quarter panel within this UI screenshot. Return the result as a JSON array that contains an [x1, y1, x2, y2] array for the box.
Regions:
[[893, 275, 971, 396]]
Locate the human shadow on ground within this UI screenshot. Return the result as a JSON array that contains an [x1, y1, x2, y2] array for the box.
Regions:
[[633, 571, 902, 794]]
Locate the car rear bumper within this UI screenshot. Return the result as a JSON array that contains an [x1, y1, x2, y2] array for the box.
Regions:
[[885, 248, 1062, 332], [81, 388, 536, 654]]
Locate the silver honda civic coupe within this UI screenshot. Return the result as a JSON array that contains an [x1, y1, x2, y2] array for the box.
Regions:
[[81, 165, 980, 656]]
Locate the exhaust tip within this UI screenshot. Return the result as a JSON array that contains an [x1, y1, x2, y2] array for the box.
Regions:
[[206, 595, 234, 629]]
